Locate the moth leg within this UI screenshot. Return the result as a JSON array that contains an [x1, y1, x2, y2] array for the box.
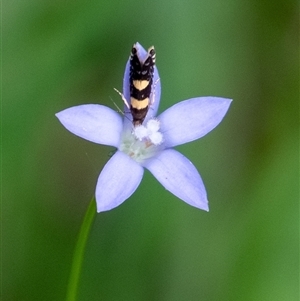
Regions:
[[113, 88, 130, 109]]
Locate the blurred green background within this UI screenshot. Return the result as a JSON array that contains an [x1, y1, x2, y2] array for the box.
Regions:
[[3, 0, 299, 300]]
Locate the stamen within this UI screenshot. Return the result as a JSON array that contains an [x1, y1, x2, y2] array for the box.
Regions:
[[149, 131, 163, 145], [133, 125, 148, 140], [120, 118, 164, 163], [147, 119, 160, 132]]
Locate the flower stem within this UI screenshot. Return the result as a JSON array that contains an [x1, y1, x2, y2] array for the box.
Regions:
[[66, 197, 96, 301]]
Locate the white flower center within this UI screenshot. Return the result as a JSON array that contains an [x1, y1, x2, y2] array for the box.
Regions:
[[119, 119, 164, 163]]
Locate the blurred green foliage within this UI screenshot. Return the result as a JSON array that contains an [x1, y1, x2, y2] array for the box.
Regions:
[[3, 0, 299, 300]]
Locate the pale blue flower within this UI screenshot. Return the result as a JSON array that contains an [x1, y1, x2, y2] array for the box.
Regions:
[[56, 43, 232, 213]]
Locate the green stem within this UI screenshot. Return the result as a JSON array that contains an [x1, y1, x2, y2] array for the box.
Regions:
[[66, 197, 96, 301]]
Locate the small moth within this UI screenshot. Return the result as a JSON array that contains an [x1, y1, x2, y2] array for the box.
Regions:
[[129, 44, 156, 126], [114, 44, 156, 126]]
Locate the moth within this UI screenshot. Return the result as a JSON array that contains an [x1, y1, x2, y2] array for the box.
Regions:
[[114, 44, 156, 126], [129, 44, 156, 126]]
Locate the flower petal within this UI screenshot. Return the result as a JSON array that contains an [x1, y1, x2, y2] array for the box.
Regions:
[[56, 104, 123, 147], [143, 149, 209, 211], [96, 151, 144, 212], [159, 97, 232, 148], [122, 42, 161, 127]]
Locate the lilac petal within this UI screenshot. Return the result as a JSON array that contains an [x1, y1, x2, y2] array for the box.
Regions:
[[159, 97, 232, 148], [95, 151, 144, 212], [56, 104, 123, 147], [122, 42, 161, 127], [143, 149, 209, 211], [148, 64, 161, 120]]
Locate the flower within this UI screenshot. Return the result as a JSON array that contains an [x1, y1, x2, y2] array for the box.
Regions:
[[56, 43, 232, 213]]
